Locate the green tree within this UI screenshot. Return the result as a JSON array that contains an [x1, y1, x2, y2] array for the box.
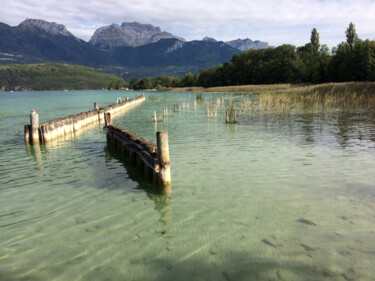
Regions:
[[310, 28, 320, 56], [181, 72, 199, 87], [137, 77, 154, 89], [129, 78, 139, 90], [107, 78, 127, 90], [346, 22, 359, 52]]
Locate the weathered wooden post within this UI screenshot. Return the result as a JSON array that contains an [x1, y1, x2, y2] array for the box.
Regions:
[[104, 112, 112, 127], [117, 97, 122, 104], [24, 125, 31, 144], [30, 110, 39, 144], [94, 102, 99, 111], [156, 131, 171, 187], [126, 96, 129, 101]]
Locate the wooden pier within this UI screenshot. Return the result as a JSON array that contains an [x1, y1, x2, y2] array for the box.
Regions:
[[24, 94, 145, 144], [104, 112, 171, 193]]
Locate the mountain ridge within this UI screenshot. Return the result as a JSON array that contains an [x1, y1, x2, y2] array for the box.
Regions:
[[0, 19, 269, 79], [89, 21, 185, 49], [19, 19, 74, 37]]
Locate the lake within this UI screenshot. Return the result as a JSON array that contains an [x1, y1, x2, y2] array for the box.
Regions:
[[1, 90, 375, 281]]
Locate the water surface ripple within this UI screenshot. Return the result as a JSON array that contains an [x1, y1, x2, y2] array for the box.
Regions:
[[1, 91, 375, 281]]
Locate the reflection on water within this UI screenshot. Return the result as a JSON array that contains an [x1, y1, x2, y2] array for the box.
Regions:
[[105, 145, 172, 226], [1, 90, 375, 280]]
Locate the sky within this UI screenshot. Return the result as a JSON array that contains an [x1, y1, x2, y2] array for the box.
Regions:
[[1, 0, 375, 48]]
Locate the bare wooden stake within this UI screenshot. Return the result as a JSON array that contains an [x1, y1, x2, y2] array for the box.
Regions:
[[30, 110, 39, 144], [24, 125, 31, 144], [156, 131, 171, 187], [104, 112, 112, 127]]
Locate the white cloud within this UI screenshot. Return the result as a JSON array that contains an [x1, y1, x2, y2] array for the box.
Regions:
[[0, 0, 374, 47]]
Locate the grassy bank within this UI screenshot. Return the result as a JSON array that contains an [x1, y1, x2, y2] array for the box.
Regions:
[[0, 63, 121, 91], [164, 82, 375, 96]]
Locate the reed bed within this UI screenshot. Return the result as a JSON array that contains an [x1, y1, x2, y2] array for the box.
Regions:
[[205, 102, 217, 118], [205, 84, 298, 93], [224, 82, 375, 116]]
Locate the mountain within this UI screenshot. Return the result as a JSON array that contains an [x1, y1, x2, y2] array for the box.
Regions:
[[225, 38, 269, 51], [89, 22, 185, 49], [19, 19, 74, 37], [111, 38, 240, 69], [0, 19, 269, 79], [202, 36, 268, 51], [0, 20, 112, 66], [202, 37, 217, 42]]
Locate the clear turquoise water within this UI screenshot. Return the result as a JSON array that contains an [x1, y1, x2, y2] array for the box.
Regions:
[[1, 90, 375, 281]]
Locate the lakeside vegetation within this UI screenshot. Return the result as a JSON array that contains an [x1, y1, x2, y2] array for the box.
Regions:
[[228, 82, 375, 114], [0, 63, 121, 91], [129, 23, 375, 90]]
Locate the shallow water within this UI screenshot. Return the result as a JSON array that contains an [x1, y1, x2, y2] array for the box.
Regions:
[[1, 90, 375, 281]]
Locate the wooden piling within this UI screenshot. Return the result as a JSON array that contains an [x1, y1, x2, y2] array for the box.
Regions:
[[30, 110, 39, 143], [104, 112, 112, 127], [153, 110, 157, 122], [94, 102, 99, 111], [104, 117, 171, 192], [156, 131, 171, 187], [24, 125, 31, 144]]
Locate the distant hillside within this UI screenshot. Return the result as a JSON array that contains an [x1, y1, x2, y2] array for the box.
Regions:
[[111, 38, 240, 68], [0, 63, 120, 91]]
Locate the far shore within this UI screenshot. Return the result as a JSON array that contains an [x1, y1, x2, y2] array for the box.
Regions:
[[155, 82, 375, 94]]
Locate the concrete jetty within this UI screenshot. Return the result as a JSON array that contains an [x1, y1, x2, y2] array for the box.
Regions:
[[24, 94, 145, 144]]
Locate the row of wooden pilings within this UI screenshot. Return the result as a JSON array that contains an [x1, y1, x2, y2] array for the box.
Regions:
[[24, 94, 145, 144], [104, 112, 172, 193]]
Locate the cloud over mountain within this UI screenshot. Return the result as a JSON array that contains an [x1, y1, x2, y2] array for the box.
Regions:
[[1, 0, 375, 47]]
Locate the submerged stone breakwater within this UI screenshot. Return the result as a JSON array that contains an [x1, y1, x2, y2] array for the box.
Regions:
[[24, 94, 145, 144]]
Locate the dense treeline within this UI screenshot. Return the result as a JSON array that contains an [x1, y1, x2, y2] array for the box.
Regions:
[[128, 72, 199, 90], [129, 23, 375, 90], [0, 63, 121, 91]]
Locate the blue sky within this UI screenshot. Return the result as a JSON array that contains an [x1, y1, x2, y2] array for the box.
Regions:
[[1, 0, 374, 48]]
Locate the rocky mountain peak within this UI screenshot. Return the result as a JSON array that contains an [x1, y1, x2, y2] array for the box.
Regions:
[[89, 21, 185, 49], [120, 22, 161, 34], [225, 38, 269, 51], [18, 19, 73, 37], [202, 37, 217, 42]]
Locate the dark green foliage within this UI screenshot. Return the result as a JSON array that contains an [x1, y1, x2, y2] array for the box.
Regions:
[[181, 72, 199, 87], [107, 78, 127, 90], [194, 24, 375, 87], [346, 22, 359, 52], [0, 63, 121, 90], [199, 44, 303, 86], [137, 77, 154, 89], [129, 72, 200, 89], [310, 28, 320, 56], [129, 78, 140, 90]]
